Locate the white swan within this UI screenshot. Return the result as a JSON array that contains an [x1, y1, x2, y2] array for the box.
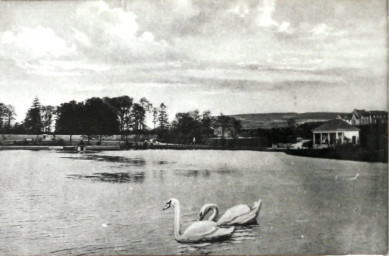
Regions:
[[163, 198, 235, 243], [198, 198, 262, 226]]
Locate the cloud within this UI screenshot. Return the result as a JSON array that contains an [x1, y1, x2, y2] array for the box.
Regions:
[[277, 21, 293, 34], [0, 0, 385, 78], [72, 28, 91, 48], [0, 0, 182, 75], [252, 0, 296, 36], [0, 26, 75, 63], [310, 23, 345, 37], [255, 0, 278, 27], [70, 1, 178, 63], [228, 4, 249, 18]]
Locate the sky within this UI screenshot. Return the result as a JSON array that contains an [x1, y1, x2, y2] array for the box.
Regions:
[[0, 0, 387, 122]]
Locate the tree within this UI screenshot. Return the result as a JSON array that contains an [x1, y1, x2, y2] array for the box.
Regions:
[[201, 110, 214, 140], [215, 113, 241, 139], [0, 103, 16, 133], [12, 122, 26, 134], [41, 105, 55, 133], [231, 118, 242, 138], [0, 103, 5, 130], [82, 97, 120, 143], [152, 107, 158, 130], [168, 110, 216, 144], [104, 96, 133, 140], [131, 103, 146, 131], [171, 111, 201, 144], [140, 97, 153, 112], [215, 114, 230, 139], [4, 105, 16, 131], [158, 103, 169, 139], [0, 103, 15, 132], [55, 100, 82, 144], [24, 97, 42, 135], [139, 97, 153, 130]]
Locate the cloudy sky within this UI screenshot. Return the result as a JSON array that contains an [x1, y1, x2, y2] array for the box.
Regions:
[[0, 0, 386, 122]]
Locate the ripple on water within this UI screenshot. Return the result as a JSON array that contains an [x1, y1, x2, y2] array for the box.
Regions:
[[178, 242, 212, 255]]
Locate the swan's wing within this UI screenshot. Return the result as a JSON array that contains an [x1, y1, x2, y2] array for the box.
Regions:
[[182, 221, 218, 237], [206, 226, 235, 239], [180, 222, 234, 242], [217, 204, 250, 224]]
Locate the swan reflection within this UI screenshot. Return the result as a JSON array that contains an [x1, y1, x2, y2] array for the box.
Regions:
[[231, 226, 260, 244], [178, 242, 212, 255]]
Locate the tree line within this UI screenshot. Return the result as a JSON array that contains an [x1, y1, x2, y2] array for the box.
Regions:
[[167, 111, 240, 144], [0, 96, 242, 145], [1, 96, 387, 153]]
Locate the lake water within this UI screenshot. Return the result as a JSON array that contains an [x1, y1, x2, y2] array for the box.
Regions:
[[0, 150, 387, 255]]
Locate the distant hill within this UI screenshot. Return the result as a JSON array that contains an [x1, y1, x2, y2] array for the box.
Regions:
[[230, 112, 348, 129]]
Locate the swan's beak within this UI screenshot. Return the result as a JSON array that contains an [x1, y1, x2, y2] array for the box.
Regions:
[[198, 212, 204, 220], [163, 204, 170, 211]]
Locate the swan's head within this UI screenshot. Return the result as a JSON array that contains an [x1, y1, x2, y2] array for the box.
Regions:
[[163, 198, 178, 211], [198, 203, 217, 220]]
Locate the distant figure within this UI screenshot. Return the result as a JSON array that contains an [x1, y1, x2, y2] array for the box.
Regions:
[[78, 140, 86, 152], [193, 137, 196, 145]]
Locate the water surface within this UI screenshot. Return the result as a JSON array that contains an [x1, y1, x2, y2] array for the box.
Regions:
[[0, 150, 387, 255]]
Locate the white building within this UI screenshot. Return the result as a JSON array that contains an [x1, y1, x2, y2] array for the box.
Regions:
[[312, 119, 359, 149], [350, 109, 388, 125]]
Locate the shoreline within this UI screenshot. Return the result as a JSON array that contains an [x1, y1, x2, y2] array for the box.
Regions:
[[0, 145, 386, 163], [0, 144, 271, 151]]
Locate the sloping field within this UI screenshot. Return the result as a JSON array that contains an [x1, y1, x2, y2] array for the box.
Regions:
[[231, 112, 348, 129]]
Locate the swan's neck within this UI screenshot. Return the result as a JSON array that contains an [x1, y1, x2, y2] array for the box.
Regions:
[[208, 205, 219, 221], [173, 202, 182, 240]]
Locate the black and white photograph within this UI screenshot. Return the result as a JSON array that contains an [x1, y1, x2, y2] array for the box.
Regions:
[[0, 0, 387, 255]]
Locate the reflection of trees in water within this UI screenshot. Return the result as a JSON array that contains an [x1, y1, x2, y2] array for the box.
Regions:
[[153, 160, 171, 165], [174, 169, 211, 178], [62, 154, 147, 166], [62, 154, 175, 167], [67, 172, 145, 183], [91, 155, 146, 166], [174, 168, 238, 178], [151, 169, 165, 179]]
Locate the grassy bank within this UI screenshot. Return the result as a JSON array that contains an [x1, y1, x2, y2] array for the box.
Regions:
[[286, 145, 388, 163]]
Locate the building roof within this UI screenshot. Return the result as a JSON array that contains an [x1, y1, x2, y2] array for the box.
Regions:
[[312, 119, 359, 132], [337, 114, 352, 120], [352, 109, 366, 118]]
